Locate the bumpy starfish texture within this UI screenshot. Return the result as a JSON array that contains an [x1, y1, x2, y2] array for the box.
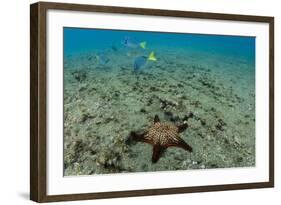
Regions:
[[130, 115, 192, 163]]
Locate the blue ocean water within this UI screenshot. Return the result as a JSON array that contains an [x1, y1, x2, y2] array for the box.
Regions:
[[64, 27, 255, 63]]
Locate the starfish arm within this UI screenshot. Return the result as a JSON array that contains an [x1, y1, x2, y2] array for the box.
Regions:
[[152, 145, 165, 163], [166, 136, 193, 152], [177, 123, 188, 133], [129, 131, 152, 144], [154, 115, 160, 124]]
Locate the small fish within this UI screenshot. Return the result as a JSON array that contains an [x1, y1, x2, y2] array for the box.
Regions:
[[148, 51, 157, 61], [134, 56, 147, 71], [139, 41, 147, 49], [122, 37, 146, 49], [96, 53, 110, 65], [134, 52, 157, 71]]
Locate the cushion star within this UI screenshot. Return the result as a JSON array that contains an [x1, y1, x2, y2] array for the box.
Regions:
[[129, 115, 192, 163]]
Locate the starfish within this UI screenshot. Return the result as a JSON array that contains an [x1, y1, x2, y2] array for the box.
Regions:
[[129, 115, 192, 163]]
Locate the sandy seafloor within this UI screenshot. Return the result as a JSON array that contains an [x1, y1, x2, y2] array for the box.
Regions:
[[63, 46, 255, 176]]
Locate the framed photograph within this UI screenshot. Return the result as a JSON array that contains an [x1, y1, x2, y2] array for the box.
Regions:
[[30, 1, 274, 202]]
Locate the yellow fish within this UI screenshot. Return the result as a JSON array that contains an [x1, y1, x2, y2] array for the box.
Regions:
[[139, 41, 147, 49], [148, 52, 157, 61]]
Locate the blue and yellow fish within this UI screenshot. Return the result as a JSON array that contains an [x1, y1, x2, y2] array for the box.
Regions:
[[122, 37, 147, 49], [134, 52, 157, 71]]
